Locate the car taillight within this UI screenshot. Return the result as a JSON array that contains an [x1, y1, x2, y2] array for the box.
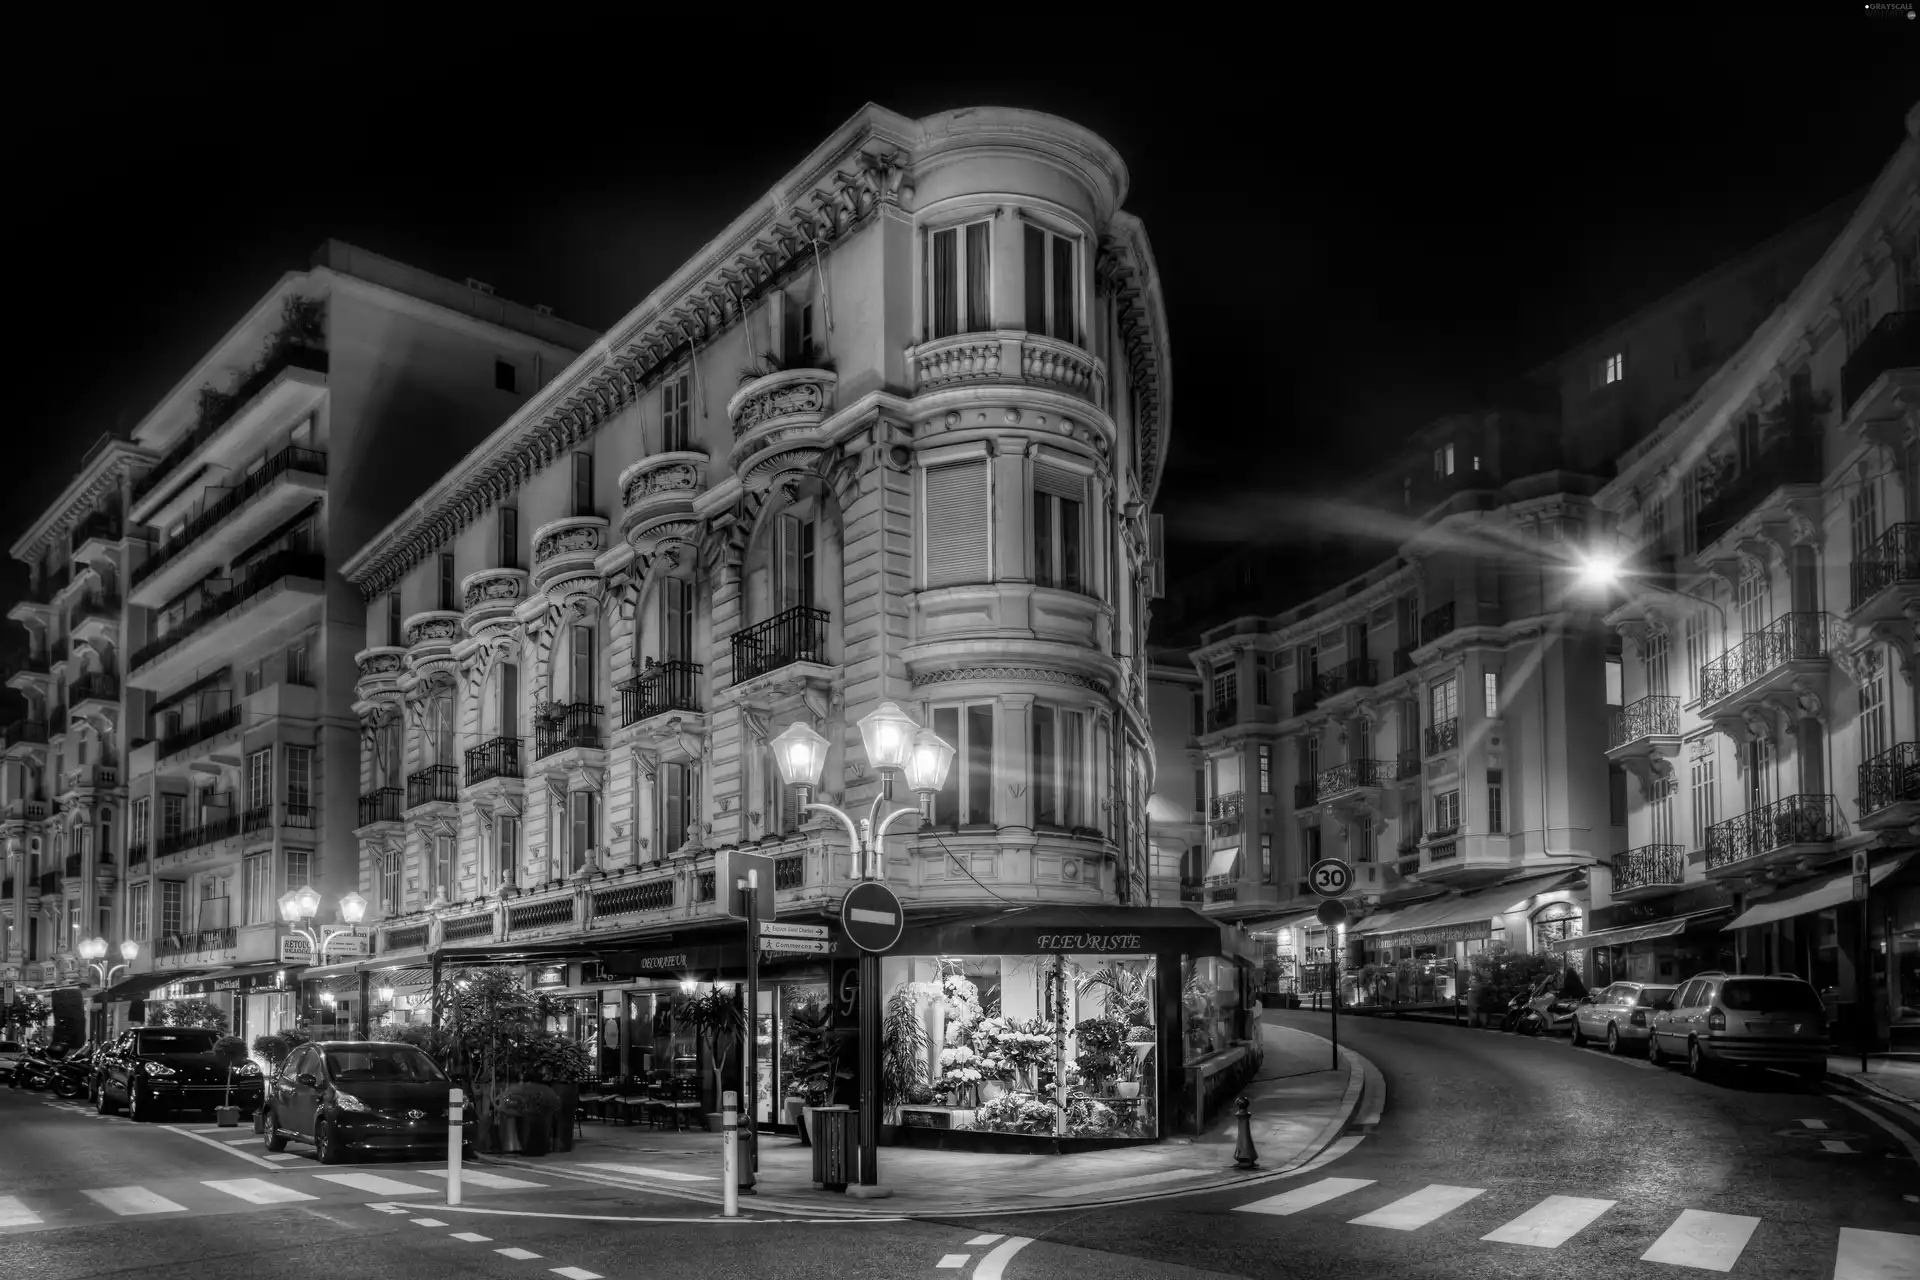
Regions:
[[1629, 1010, 1647, 1027], [1707, 1009, 1726, 1032]]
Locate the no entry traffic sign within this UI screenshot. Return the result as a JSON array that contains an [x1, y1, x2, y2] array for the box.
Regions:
[[841, 881, 904, 953]]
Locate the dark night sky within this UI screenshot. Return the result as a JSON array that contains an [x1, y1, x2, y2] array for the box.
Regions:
[[4, 16, 1916, 660]]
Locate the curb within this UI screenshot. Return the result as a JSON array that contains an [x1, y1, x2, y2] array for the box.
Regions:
[[1824, 1069, 1920, 1120], [490, 1035, 1380, 1220]]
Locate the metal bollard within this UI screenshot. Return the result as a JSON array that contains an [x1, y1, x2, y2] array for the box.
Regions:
[[1232, 1096, 1258, 1169], [722, 1090, 739, 1218], [447, 1087, 464, 1206]]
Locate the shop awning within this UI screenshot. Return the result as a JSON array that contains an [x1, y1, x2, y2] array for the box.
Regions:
[[96, 969, 215, 1002], [1205, 847, 1240, 879], [173, 962, 299, 996], [1544, 908, 1731, 953], [1351, 870, 1585, 945], [1722, 854, 1912, 932], [1244, 909, 1322, 933]]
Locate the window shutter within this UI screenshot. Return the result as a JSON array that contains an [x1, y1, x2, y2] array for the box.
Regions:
[[1033, 461, 1082, 500], [924, 461, 990, 587]]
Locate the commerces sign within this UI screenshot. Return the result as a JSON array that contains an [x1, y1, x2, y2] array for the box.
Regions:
[[1377, 921, 1494, 948]]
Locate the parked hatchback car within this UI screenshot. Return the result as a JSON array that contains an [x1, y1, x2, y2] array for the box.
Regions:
[[1647, 971, 1828, 1081], [1571, 981, 1675, 1055], [264, 1041, 473, 1165], [95, 1026, 264, 1120]]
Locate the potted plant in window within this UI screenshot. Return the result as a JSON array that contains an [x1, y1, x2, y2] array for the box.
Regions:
[[673, 988, 746, 1132], [781, 998, 844, 1146], [1072, 1016, 1127, 1096]]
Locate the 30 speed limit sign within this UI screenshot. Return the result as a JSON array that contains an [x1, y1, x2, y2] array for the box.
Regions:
[[1308, 857, 1353, 897]]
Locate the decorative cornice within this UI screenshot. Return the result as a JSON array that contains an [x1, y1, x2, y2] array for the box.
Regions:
[[910, 665, 1111, 699], [9, 440, 157, 565]]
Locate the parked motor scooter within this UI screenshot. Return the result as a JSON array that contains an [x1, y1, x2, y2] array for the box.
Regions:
[[12, 1044, 66, 1090], [1508, 968, 1590, 1037], [48, 1045, 97, 1099]]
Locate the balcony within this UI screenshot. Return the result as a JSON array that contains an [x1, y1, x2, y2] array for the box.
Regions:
[[128, 549, 326, 690], [2, 720, 49, 755], [6, 656, 52, 697], [37, 870, 58, 895], [242, 806, 272, 835], [127, 842, 148, 869], [158, 705, 242, 759], [158, 812, 241, 859], [1693, 431, 1823, 553], [1425, 717, 1459, 757], [10, 567, 68, 622], [618, 452, 708, 562], [466, 736, 523, 786], [1206, 700, 1238, 731], [725, 367, 840, 488], [1418, 602, 1456, 648], [1392, 646, 1416, 676], [1697, 612, 1836, 725], [1849, 522, 1920, 625], [1314, 759, 1400, 808], [157, 927, 239, 959], [70, 512, 123, 559], [617, 660, 702, 727], [534, 703, 603, 763], [69, 673, 119, 715], [356, 787, 403, 829], [129, 445, 327, 609], [131, 344, 329, 513], [530, 516, 607, 594], [1605, 694, 1682, 782], [406, 764, 459, 810], [1704, 794, 1843, 879], [1209, 791, 1244, 823], [60, 764, 119, 795], [461, 568, 529, 643], [1610, 844, 1686, 899], [906, 331, 1108, 413], [1841, 310, 1920, 426], [731, 605, 830, 685], [1314, 658, 1378, 712], [1857, 742, 1920, 833]]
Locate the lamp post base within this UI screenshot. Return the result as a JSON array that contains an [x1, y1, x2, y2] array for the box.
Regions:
[[845, 1184, 894, 1200]]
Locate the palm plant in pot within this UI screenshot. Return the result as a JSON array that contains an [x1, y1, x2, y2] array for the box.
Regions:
[[674, 988, 746, 1131], [782, 998, 845, 1146], [879, 983, 929, 1141]]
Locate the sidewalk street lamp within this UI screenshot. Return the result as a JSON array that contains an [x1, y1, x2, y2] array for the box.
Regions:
[[281, 887, 367, 1034], [77, 937, 139, 987], [769, 702, 953, 1195]]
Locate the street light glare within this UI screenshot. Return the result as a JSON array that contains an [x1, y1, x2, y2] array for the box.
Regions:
[[119, 940, 139, 963], [1577, 552, 1624, 588]]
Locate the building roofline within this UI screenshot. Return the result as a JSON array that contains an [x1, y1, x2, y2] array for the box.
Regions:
[[9, 437, 157, 563]]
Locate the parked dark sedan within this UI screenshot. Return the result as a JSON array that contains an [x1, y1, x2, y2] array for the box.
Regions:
[[95, 1026, 264, 1120], [264, 1041, 473, 1164]]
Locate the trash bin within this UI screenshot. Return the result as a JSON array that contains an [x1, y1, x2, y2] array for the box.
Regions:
[[808, 1105, 857, 1192]]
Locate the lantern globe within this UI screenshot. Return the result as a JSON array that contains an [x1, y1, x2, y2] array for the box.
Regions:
[[337, 890, 368, 925], [277, 890, 300, 923], [292, 884, 322, 920], [769, 721, 830, 788], [119, 940, 140, 963], [77, 936, 105, 961], [903, 727, 956, 794], [858, 701, 918, 773], [377, 986, 395, 1002]]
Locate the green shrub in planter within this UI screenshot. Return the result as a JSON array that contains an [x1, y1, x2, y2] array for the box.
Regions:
[[1466, 945, 1559, 1022]]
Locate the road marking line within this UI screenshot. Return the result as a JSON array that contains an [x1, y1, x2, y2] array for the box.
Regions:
[[974, 1237, 1034, 1280], [203, 1178, 318, 1205], [419, 1170, 548, 1190], [1798, 1118, 1829, 1130], [1829, 1095, 1920, 1166], [1233, 1177, 1376, 1216], [1349, 1183, 1486, 1231], [1834, 1228, 1920, 1280], [222, 1137, 257, 1145], [577, 1162, 714, 1183], [966, 1234, 1004, 1246], [410, 1217, 449, 1227], [162, 1124, 283, 1170], [550, 1269, 600, 1280], [451, 1232, 493, 1242], [1038, 1168, 1212, 1197], [1821, 1139, 1859, 1153], [83, 1187, 188, 1216], [1639, 1208, 1760, 1272], [366, 1204, 410, 1214], [496, 1247, 542, 1260], [265, 1154, 301, 1162], [1480, 1195, 1616, 1248], [936, 1256, 969, 1269], [0, 1196, 44, 1227], [314, 1173, 439, 1195]]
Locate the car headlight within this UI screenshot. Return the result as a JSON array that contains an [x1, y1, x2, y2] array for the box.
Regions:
[[333, 1090, 375, 1113], [142, 1063, 176, 1077], [234, 1062, 261, 1076]]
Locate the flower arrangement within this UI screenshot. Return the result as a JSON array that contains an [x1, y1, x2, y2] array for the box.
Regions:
[[972, 1093, 1058, 1135]]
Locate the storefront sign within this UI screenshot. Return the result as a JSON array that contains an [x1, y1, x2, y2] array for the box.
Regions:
[[278, 934, 370, 965], [177, 969, 292, 997], [1381, 921, 1493, 947], [532, 965, 568, 989], [1035, 933, 1145, 953]]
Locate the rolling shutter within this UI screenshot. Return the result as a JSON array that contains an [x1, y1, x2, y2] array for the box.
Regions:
[[1034, 461, 1083, 500], [924, 461, 990, 587]]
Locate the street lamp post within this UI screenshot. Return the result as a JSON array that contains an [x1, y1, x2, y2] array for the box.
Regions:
[[77, 938, 139, 1043], [768, 702, 953, 1195], [280, 887, 368, 1033]]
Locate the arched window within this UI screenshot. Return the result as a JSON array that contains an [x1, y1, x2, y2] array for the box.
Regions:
[[1532, 901, 1582, 953]]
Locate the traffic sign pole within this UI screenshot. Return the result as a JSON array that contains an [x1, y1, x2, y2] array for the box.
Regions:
[[743, 870, 760, 1187], [1316, 897, 1350, 1072]]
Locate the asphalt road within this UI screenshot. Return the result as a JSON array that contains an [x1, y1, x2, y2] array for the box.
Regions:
[[4, 1015, 1917, 1279]]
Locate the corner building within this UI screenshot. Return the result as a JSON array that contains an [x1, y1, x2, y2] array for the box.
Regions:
[[337, 106, 1217, 1130]]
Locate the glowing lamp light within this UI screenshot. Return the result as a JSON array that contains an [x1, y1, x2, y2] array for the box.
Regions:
[[680, 978, 699, 995], [337, 890, 368, 925], [292, 884, 322, 921], [377, 985, 395, 1003], [903, 727, 956, 795], [320, 991, 336, 1006], [118, 940, 139, 963], [857, 701, 918, 774], [77, 936, 106, 962], [769, 721, 830, 789], [1576, 551, 1624, 589]]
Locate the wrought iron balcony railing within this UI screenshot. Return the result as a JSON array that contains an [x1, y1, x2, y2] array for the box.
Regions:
[[134, 446, 329, 586], [406, 764, 459, 808], [1694, 431, 1823, 550], [1425, 717, 1459, 756], [158, 927, 238, 957], [535, 703, 603, 760], [70, 673, 119, 705], [1612, 844, 1685, 894], [158, 705, 242, 758], [127, 842, 148, 868], [358, 787, 403, 826], [1210, 790, 1245, 821], [1841, 310, 1919, 418], [158, 813, 240, 857], [617, 660, 702, 726], [1858, 741, 1920, 821], [1419, 602, 1456, 647], [730, 605, 830, 684], [1316, 759, 1397, 797], [1705, 794, 1841, 872], [242, 806, 272, 834], [132, 345, 329, 503], [1699, 612, 1833, 704], [1850, 522, 1920, 612], [1395, 748, 1420, 779], [3, 720, 48, 749], [130, 549, 327, 671], [465, 735, 523, 785], [1393, 646, 1416, 676], [1314, 658, 1378, 703], [1207, 700, 1238, 730], [1608, 694, 1680, 748], [38, 870, 59, 893]]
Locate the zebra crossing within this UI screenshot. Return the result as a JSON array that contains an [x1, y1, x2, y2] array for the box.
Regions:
[[0, 1167, 553, 1233], [1231, 1176, 1918, 1276]]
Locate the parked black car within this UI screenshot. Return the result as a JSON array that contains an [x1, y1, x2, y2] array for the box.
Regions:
[[264, 1040, 472, 1164], [95, 1026, 264, 1121]]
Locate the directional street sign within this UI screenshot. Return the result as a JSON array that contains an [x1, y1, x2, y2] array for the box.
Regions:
[[841, 881, 905, 953], [759, 937, 832, 955], [1308, 857, 1354, 897], [759, 921, 830, 940], [1854, 873, 1870, 904]]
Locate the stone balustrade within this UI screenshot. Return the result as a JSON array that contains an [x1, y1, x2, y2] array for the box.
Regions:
[[907, 330, 1108, 412]]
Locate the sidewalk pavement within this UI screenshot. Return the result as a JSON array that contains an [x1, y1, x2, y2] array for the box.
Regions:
[[1825, 1055, 1920, 1112], [489, 1019, 1378, 1218]]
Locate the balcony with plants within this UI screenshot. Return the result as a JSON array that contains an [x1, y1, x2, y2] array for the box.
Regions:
[[128, 547, 326, 692], [1703, 793, 1844, 880], [130, 444, 328, 609], [616, 659, 702, 730], [1424, 717, 1459, 757], [1840, 309, 1919, 428], [1610, 844, 1686, 899], [1856, 741, 1920, 832], [131, 297, 329, 517], [1696, 611, 1838, 726], [1848, 521, 1920, 628]]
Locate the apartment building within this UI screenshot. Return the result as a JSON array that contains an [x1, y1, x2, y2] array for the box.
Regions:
[[1146, 154, 1873, 1007], [1587, 103, 1920, 1049], [1, 242, 595, 1039], [333, 105, 1172, 1079]]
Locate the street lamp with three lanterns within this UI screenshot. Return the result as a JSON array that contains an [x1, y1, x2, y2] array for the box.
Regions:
[[767, 700, 954, 1196], [280, 887, 367, 1035], [77, 937, 139, 987]]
